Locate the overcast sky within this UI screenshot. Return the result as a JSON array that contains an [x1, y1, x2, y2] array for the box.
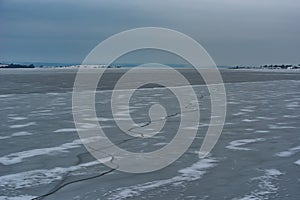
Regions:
[[1, 0, 299, 66]]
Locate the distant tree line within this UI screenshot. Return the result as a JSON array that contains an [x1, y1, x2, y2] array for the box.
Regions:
[[230, 64, 300, 69], [0, 63, 35, 68], [259, 64, 299, 69]]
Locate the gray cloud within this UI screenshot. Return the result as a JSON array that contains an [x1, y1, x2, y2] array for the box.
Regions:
[[0, 0, 299, 66]]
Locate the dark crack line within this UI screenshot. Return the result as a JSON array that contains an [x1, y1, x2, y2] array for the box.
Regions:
[[31, 168, 116, 200], [127, 94, 206, 137], [127, 108, 197, 137], [31, 147, 119, 200]]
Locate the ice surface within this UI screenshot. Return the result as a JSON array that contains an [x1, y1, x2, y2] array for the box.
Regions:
[[0, 160, 109, 190], [235, 169, 283, 200], [226, 138, 265, 151], [105, 158, 217, 199], [275, 146, 300, 157], [0, 137, 100, 165], [1, 71, 300, 199], [9, 122, 36, 129], [0, 195, 37, 200]]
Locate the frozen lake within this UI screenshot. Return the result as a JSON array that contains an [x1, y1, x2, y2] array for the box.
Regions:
[[0, 69, 300, 200]]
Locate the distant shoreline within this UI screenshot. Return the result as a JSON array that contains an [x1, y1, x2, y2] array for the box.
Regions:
[[1, 63, 300, 71]]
